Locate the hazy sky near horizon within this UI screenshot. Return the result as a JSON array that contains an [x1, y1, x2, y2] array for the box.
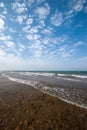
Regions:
[[0, 0, 87, 70]]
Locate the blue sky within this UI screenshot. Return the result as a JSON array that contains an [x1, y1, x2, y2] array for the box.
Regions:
[[0, 0, 87, 70]]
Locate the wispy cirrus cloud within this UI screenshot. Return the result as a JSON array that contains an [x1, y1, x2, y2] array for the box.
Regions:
[[64, 0, 86, 21], [71, 0, 86, 12]]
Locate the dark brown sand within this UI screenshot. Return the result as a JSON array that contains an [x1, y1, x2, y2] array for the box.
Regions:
[[0, 75, 87, 130]]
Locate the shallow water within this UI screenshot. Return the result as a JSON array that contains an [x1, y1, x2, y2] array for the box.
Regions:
[[2, 71, 87, 109]]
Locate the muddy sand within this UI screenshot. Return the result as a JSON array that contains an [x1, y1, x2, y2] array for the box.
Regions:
[[0, 75, 87, 130]]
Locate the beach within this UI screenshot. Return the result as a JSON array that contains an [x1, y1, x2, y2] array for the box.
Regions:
[[0, 73, 87, 130]]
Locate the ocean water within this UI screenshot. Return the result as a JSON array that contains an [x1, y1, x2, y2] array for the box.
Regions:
[[2, 71, 87, 109]]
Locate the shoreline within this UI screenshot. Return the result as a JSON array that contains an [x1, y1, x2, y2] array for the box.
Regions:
[[2, 73, 87, 109]]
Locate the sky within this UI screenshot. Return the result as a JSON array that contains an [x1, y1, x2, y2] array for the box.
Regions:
[[0, 0, 87, 71]]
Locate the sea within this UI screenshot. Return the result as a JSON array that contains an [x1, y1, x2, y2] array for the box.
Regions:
[[2, 71, 87, 109]]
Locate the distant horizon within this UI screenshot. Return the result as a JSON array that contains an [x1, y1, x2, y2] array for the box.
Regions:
[[1, 69, 87, 72]]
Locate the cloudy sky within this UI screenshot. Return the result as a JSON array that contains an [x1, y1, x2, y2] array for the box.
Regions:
[[0, 0, 87, 70]]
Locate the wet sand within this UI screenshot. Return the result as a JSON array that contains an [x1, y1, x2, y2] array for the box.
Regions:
[[0, 75, 87, 130]]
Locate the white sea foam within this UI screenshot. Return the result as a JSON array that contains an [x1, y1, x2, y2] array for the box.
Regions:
[[72, 74, 87, 79], [57, 73, 87, 79], [57, 74, 87, 81], [8, 71, 87, 81], [19, 72, 87, 81], [57, 74, 68, 76], [57, 76, 80, 82], [18, 72, 54, 77], [42, 86, 52, 91], [2, 73, 39, 87]]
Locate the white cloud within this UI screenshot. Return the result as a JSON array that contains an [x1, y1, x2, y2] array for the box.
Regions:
[[12, 2, 27, 14], [26, 33, 41, 41], [42, 27, 52, 35], [0, 35, 11, 41], [57, 50, 72, 58], [65, 10, 74, 20], [42, 38, 49, 45], [30, 43, 41, 50], [64, 0, 86, 23], [3, 10, 8, 15], [79, 56, 87, 61], [0, 54, 24, 70], [72, 0, 86, 12], [30, 27, 38, 33], [17, 7, 26, 13], [26, 18, 33, 25], [56, 44, 76, 58], [33, 34, 41, 40], [60, 52, 72, 58], [23, 25, 31, 32], [39, 20, 45, 27], [5, 41, 15, 48], [35, 50, 42, 58], [0, 2, 4, 8], [74, 41, 84, 47], [0, 18, 5, 30], [25, 35, 70, 59], [29, 41, 43, 58], [24, 0, 34, 7], [36, 0, 45, 4], [18, 44, 26, 52], [67, 0, 86, 15], [51, 10, 63, 26], [26, 34, 33, 40], [35, 3, 50, 19], [24, 0, 46, 7], [9, 28, 16, 33], [0, 14, 6, 20], [17, 15, 24, 24], [0, 49, 6, 56], [42, 35, 68, 45], [0, 53, 55, 70], [58, 45, 67, 52]]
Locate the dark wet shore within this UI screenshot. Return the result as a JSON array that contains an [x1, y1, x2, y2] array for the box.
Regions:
[[0, 75, 87, 130]]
